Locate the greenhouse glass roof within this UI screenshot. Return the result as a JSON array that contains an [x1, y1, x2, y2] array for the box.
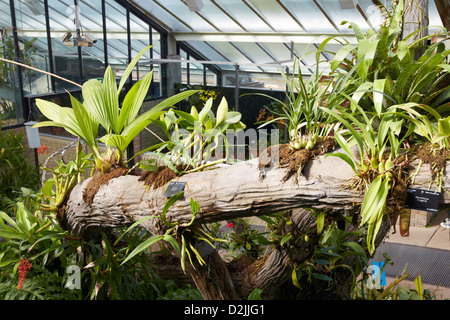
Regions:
[[0, 0, 446, 86], [128, 0, 445, 73]]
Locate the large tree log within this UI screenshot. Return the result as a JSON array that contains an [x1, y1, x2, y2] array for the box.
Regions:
[[64, 148, 449, 299], [65, 149, 449, 237]]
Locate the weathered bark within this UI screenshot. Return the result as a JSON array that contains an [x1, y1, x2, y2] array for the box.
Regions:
[[403, 0, 429, 41], [64, 148, 450, 299], [64, 151, 357, 238], [65, 149, 450, 236], [403, 0, 429, 58]]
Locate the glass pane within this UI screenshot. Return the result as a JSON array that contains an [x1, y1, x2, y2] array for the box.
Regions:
[[317, 0, 371, 33], [14, 0, 52, 97], [182, 41, 235, 71], [0, 2, 21, 127], [214, 0, 271, 32], [132, 0, 193, 32], [49, 0, 81, 92], [79, 0, 106, 81], [105, 1, 128, 78], [282, 0, 336, 33], [247, 0, 304, 32], [197, 1, 244, 32]]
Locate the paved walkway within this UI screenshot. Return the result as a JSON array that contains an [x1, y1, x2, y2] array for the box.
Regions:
[[376, 210, 450, 299]]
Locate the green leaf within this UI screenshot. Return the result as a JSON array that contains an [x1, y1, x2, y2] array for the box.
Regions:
[[190, 105, 199, 120], [438, 117, 450, 135], [102, 66, 120, 133], [35, 99, 62, 123], [160, 191, 184, 227], [99, 134, 127, 152], [316, 211, 325, 235], [121, 235, 163, 266], [215, 97, 228, 126], [345, 21, 365, 40], [173, 109, 197, 125], [163, 234, 181, 255], [198, 97, 213, 121], [360, 176, 383, 225], [82, 79, 110, 132], [313, 273, 333, 282], [373, 79, 386, 114], [331, 44, 355, 72], [280, 233, 292, 246], [190, 198, 199, 215], [247, 289, 263, 300], [180, 234, 187, 272], [357, 39, 379, 80], [69, 93, 98, 148], [123, 90, 199, 138], [117, 45, 153, 93], [292, 265, 301, 289], [118, 70, 154, 132], [438, 64, 450, 73]]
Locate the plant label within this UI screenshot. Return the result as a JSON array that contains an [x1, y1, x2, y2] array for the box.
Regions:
[[196, 241, 215, 258], [163, 181, 186, 197], [405, 188, 440, 213]]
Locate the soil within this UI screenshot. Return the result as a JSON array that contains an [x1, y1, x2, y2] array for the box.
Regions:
[[258, 137, 336, 181], [139, 165, 190, 189], [83, 167, 130, 206]]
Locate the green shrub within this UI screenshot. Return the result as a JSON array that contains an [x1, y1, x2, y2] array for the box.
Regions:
[[0, 129, 40, 211], [0, 189, 202, 300]]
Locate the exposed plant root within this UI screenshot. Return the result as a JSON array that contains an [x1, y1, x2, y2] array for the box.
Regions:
[[415, 142, 449, 178], [139, 165, 190, 189], [83, 167, 130, 206], [258, 137, 336, 182]]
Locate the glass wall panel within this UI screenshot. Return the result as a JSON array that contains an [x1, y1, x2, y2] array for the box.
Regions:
[[79, 0, 106, 81], [215, 0, 271, 32], [0, 1, 21, 126], [130, 11, 150, 84], [105, 0, 128, 78], [49, 0, 82, 92]]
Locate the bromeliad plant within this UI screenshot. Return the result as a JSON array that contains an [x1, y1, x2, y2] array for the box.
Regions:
[[33, 45, 198, 173], [328, 0, 449, 112]]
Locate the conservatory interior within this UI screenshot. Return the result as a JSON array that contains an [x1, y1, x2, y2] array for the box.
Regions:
[[0, 0, 449, 301]]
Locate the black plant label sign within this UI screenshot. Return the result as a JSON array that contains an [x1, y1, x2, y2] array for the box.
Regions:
[[405, 188, 440, 213], [163, 181, 186, 198]]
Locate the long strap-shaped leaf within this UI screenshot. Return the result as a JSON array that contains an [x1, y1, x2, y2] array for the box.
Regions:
[[117, 70, 154, 132], [117, 45, 153, 94]]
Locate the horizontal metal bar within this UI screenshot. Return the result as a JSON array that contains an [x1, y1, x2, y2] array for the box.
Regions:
[[172, 31, 359, 44], [145, 57, 293, 69]]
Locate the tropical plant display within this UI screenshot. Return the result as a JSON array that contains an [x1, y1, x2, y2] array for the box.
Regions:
[[137, 96, 246, 177], [33, 45, 198, 174], [318, 0, 449, 254], [0, 188, 202, 300]]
